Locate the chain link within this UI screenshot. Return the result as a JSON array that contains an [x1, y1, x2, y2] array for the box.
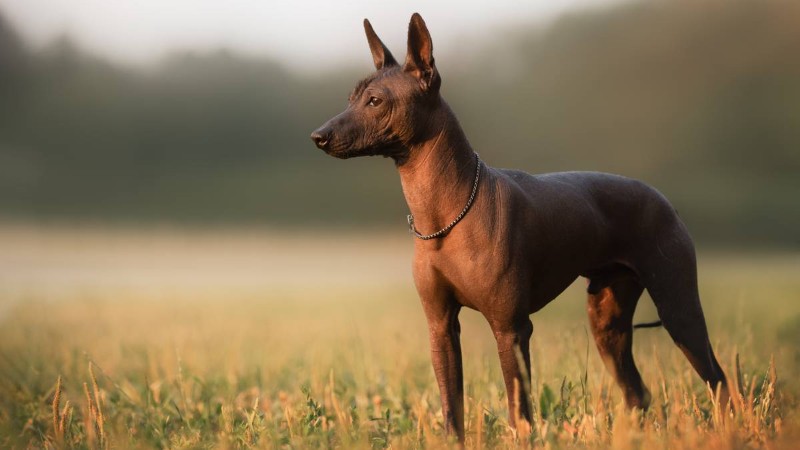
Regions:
[[407, 153, 482, 240]]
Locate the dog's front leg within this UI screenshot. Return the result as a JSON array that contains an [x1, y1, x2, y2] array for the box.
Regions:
[[493, 317, 534, 429], [424, 301, 465, 442]]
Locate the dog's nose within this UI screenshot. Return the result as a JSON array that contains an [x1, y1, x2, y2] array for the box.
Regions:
[[310, 130, 330, 150]]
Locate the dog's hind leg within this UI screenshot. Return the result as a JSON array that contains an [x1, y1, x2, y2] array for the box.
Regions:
[[587, 269, 651, 409], [638, 226, 730, 408]]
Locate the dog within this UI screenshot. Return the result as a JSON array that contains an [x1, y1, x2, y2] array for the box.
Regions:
[[311, 13, 729, 442]]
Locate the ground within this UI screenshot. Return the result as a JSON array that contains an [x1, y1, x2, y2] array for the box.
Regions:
[[0, 225, 797, 448]]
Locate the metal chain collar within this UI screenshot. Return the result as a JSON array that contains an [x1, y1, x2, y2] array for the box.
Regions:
[[407, 153, 482, 240]]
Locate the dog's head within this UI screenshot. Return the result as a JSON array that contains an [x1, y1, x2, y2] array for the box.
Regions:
[[310, 13, 442, 161]]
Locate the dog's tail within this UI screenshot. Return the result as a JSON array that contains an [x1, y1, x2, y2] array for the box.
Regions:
[[633, 320, 663, 330]]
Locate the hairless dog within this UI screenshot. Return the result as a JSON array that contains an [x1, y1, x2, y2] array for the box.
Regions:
[[311, 13, 729, 442]]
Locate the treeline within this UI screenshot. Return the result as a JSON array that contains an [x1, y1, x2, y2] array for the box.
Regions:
[[0, 1, 798, 246]]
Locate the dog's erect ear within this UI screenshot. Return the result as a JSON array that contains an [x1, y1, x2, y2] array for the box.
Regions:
[[364, 19, 397, 70], [404, 13, 440, 92]]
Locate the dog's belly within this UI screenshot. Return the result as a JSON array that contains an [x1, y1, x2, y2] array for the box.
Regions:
[[444, 261, 581, 316], [433, 237, 586, 315]]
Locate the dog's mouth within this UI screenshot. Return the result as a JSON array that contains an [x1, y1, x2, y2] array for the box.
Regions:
[[330, 146, 407, 161], [327, 146, 375, 159], [320, 138, 374, 159], [318, 139, 352, 158], [313, 127, 406, 159]]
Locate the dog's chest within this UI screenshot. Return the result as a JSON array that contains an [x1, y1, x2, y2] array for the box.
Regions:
[[420, 240, 518, 309]]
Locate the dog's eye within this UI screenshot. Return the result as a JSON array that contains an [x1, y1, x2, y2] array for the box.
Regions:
[[368, 96, 383, 107]]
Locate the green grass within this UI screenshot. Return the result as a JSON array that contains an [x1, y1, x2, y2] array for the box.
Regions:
[[0, 234, 798, 448]]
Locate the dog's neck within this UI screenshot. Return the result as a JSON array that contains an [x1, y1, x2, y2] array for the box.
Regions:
[[396, 100, 479, 237]]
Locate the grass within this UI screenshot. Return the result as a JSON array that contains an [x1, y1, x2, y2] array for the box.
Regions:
[[0, 227, 798, 448]]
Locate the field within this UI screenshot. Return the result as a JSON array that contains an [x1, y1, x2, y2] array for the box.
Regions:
[[0, 225, 798, 448]]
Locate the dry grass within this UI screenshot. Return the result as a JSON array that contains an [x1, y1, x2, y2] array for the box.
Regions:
[[0, 227, 797, 448]]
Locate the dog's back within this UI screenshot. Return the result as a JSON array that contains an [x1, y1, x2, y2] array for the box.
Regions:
[[491, 168, 680, 265]]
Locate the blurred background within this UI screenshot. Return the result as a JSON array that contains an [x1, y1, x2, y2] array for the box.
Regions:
[[0, 0, 797, 247]]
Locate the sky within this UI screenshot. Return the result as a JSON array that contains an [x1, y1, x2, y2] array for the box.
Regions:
[[0, 0, 620, 72]]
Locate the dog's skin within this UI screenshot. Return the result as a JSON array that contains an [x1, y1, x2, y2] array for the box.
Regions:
[[311, 13, 729, 442]]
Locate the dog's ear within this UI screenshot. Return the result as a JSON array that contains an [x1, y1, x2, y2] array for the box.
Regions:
[[364, 19, 397, 70], [404, 13, 440, 92]]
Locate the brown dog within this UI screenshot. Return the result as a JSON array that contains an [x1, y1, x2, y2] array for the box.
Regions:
[[311, 13, 729, 442]]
